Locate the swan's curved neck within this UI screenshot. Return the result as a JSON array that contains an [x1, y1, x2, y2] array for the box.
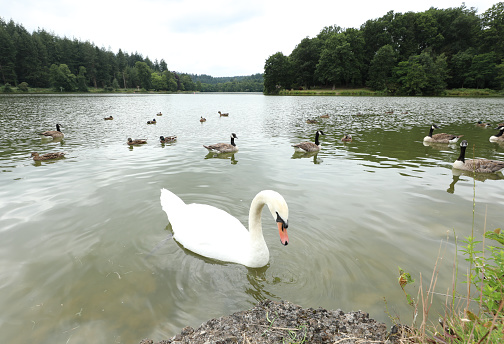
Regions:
[[248, 193, 267, 241]]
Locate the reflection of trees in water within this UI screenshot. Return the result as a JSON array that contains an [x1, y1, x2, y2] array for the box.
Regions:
[[447, 168, 504, 194]]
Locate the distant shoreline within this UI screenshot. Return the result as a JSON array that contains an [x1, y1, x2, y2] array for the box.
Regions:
[[1, 87, 503, 97]]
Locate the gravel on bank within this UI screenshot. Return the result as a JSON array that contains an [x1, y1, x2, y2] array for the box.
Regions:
[[139, 300, 405, 344]]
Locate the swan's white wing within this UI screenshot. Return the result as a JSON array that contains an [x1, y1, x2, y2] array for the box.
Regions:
[[161, 190, 251, 263]]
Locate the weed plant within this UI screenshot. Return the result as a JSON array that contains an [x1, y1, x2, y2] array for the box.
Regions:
[[396, 146, 504, 343]]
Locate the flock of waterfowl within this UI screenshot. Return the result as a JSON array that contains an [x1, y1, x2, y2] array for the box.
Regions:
[[32, 111, 504, 176], [424, 122, 504, 173]]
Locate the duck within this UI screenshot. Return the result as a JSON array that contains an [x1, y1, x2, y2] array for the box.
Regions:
[[423, 124, 463, 144], [453, 140, 504, 173], [320, 114, 330, 118], [341, 134, 352, 142], [489, 126, 504, 142], [39, 124, 64, 138], [160, 135, 177, 143], [31, 152, 65, 161], [476, 121, 490, 127], [218, 111, 229, 117], [292, 130, 325, 152], [147, 119, 157, 124], [160, 188, 289, 268], [127, 138, 147, 145], [306, 119, 318, 124], [200, 116, 207, 122], [203, 133, 238, 153], [104, 116, 113, 120], [157, 112, 163, 116]]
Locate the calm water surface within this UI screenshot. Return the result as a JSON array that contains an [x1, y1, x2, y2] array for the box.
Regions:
[[1, 94, 504, 343]]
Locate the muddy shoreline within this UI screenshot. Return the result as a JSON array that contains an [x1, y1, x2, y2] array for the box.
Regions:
[[139, 300, 403, 344]]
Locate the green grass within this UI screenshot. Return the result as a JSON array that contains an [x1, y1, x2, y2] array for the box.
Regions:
[[444, 88, 504, 97], [277, 87, 504, 97]]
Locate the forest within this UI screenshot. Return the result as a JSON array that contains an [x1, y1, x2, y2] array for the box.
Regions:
[[264, 3, 504, 95], [0, 17, 263, 93], [1, 3, 503, 95]]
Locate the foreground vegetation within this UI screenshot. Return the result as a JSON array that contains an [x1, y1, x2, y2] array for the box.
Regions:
[[264, 3, 504, 96], [396, 178, 503, 343]]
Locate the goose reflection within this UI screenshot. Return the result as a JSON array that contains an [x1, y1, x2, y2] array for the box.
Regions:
[[205, 152, 238, 164], [447, 168, 504, 194], [291, 151, 322, 164], [423, 141, 456, 150]]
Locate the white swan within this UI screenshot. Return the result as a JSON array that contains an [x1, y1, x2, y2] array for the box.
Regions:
[[160, 189, 289, 268]]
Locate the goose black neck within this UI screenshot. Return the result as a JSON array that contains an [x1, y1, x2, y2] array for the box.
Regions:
[[458, 145, 466, 162], [314, 132, 320, 145], [230, 137, 236, 146], [497, 129, 504, 137], [428, 127, 434, 137], [56, 124, 61, 132]]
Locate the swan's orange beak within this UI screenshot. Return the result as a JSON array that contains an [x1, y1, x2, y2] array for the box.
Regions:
[[277, 222, 289, 246]]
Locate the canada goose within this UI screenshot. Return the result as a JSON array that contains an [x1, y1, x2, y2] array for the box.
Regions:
[[203, 133, 238, 153], [200, 116, 206, 122], [104, 116, 113, 120], [39, 124, 64, 138], [218, 111, 229, 117], [147, 119, 156, 124], [489, 126, 504, 142], [476, 121, 490, 127], [341, 134, 352, 142], [453, 140, 504, 173], [423, 124, 463, 143], [31, 152, 65, 161], [157, 112, 163, 116], [160, 135, 177, 143], [306, 119, 318, 124], [320, 114, 330, 118], [292, 130, 325, 152], [127, 138, 147, 145]]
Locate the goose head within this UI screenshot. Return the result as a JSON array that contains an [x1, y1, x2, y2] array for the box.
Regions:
[[460, 140, 468, 148]]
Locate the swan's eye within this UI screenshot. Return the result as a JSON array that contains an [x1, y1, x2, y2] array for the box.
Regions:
[[275, 212, 288, 229]]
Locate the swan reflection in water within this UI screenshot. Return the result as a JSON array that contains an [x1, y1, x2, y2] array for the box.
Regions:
[[291, 151, 322, 164], [205, 152, 238, 165], [447, 168, 504, 194]]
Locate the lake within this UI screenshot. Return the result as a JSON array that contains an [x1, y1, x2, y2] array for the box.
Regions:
[[1, 93, 503, 343]]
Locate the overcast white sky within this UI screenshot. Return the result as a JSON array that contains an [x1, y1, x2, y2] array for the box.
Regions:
[[2, 0, 499, 77]]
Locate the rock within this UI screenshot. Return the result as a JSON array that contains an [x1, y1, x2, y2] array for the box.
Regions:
[[142, 300, 391, 344]]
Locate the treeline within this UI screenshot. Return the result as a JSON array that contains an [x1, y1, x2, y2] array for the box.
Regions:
[[190, 74, 264, 92], [0, 18, 263, 92], [264, 3, 504, 95]]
